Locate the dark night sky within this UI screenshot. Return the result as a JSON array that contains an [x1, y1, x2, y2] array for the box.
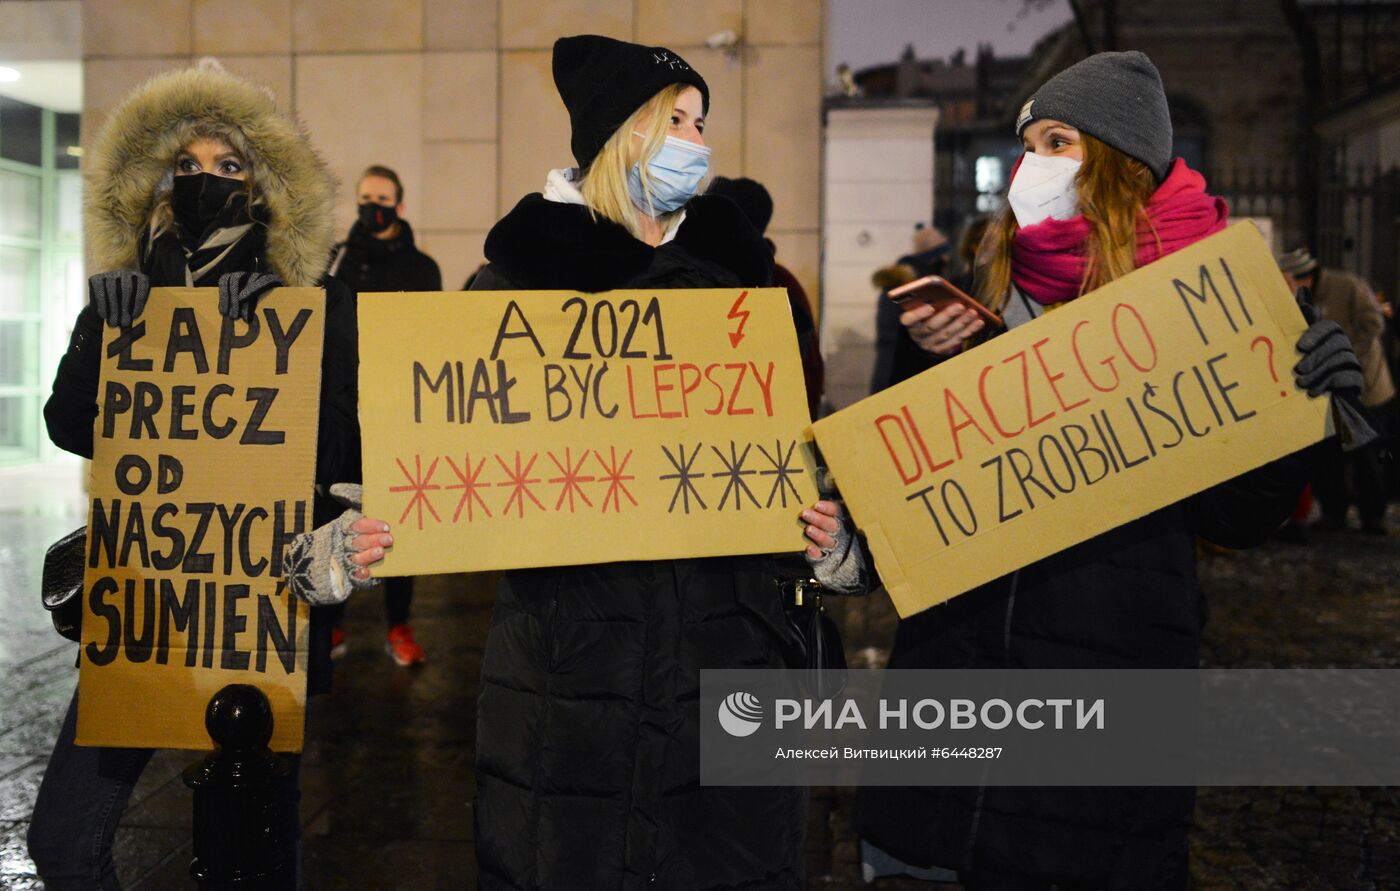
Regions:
[[828, 0, 1074, 74]]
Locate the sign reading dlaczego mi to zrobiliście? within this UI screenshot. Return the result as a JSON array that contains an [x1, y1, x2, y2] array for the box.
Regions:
[[812, 223, 1331, 619], [358, 288, 816, 575]]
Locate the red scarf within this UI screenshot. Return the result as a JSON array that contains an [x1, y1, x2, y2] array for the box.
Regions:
[[1011, 157, 1229, 306]]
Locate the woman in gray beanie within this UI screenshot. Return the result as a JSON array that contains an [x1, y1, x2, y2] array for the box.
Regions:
[[856, 50, 1361, 891]]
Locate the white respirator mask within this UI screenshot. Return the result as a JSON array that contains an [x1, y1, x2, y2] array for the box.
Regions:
[[1007, 151, 1083, 229]]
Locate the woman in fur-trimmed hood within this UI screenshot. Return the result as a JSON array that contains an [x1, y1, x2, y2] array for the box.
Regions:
[[30, 60, 358, 891], [84, 58, 336, 287]]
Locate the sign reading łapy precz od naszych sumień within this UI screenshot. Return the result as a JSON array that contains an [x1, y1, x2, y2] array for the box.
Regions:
[[812, 223, 1332, 618], [78, 289, 322, 752], [357, 288, 816, 576]]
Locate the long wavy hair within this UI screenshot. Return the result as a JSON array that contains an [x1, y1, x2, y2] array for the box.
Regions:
[[976, 133, 1159, 311], [580, 83, 689, 240]]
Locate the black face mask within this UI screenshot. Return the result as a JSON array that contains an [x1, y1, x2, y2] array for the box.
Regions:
[[171, 172, 245, 236], [358, 202, 399, 234]]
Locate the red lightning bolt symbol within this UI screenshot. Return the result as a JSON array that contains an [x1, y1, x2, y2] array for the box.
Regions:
[[726, 290, 750, 348]]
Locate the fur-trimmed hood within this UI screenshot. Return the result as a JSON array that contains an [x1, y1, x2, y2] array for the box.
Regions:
[[85, 60, 336, 286], [482, 193, 773, 291]]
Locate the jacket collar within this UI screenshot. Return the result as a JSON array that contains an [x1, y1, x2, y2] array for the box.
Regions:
[[483, 192, 772, 291]]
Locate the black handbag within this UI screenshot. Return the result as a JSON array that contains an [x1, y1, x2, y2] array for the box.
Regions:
[[42, 527, 86, 642], [781, 579, 848, 700]]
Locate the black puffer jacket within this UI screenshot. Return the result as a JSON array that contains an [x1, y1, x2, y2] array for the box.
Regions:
[[327, 217, 441, 293], [469, 193, 808, 890], [854, 293, 1317, 889]]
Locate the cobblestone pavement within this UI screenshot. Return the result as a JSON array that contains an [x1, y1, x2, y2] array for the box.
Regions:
[[0, 463, 1395, 889]]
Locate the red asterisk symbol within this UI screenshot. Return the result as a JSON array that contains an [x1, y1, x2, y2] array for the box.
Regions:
[[547, 448, 595, 513], [445, 453, 493, 522], [389, 455, 442, 529], [594, 447, 637, 514], [495, 451, 546, 518]]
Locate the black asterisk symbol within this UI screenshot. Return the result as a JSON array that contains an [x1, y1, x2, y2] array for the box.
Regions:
[[757, 439, 804, 508], [660, 443, 708, 514], [711, 441, 760, 511]]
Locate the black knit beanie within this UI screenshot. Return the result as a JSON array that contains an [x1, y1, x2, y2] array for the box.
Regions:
[[553, 34, 710, 171], [1015, 50, 1173, 182], [709, 177, 773, 234]]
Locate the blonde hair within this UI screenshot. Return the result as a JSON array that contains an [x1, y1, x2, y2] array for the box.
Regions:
[[145, 130, 257, 245], [580, 83, 689, 239], [977, 133, 1158, 312]]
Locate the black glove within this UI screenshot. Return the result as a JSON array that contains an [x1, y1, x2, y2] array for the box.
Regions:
[[1293, 301, 1378, 451], [1294, 321, 1363, 398], [88, 270, 150, 328], [217, 271, 283, 321]]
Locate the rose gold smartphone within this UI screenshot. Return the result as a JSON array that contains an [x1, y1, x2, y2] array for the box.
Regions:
[[887, 275, 1002, 327]]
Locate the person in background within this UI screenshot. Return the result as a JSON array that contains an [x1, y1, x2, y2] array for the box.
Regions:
[[869, 223, 951, 392], [708, 175, 825, 417], [1381, 289, 1400, 500], [952, 214, 991, 293], [1278, 247, 1394, 534], [328, 164, 442, 293], [461, 261, 488, 290], [325, 164, 439, 664]]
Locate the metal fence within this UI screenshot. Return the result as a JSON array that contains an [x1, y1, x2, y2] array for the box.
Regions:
[[1318, 163, 1400, 302]]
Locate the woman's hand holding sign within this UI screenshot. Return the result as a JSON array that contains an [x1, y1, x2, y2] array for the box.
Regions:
[[284, 483, 393, 605], [1291, 288, 1377, 450], [801, 500, 844, 560], [801, 500, 870, 596], [347, 515, 393, 581]]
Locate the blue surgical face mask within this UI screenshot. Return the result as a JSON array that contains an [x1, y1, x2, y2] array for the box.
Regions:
[[628, 134, 711, 216]]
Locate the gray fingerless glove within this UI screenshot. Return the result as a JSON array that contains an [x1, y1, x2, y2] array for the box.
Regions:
[[283, 483, 381, 606], [218, 271, 283, 321], [88, 270, 151, 328], [804, 514, 870, 595]]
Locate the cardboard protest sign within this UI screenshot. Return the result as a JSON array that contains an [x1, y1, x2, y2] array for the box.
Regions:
[[358, 288, 815, 575], [78, 289, 323, 752], [812, 223, 1330, 618]]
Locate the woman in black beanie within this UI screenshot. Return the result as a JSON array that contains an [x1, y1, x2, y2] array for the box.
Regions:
[[451, 34, 859, 890]]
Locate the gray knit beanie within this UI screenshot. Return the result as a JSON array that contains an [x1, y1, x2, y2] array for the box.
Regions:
[[1015, 50, 1173, 182]]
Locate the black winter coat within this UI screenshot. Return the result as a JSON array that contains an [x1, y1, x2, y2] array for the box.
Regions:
[[469, 193, 808, 890], [328, 218, 442, 293], [854, 334, 1317, 887], [43, 279, 362, 695]]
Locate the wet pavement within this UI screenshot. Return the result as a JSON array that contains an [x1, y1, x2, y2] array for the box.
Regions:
[[0, 462, 1396, 889]]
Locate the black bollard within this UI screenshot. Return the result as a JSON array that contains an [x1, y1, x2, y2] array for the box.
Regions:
[[182, 683, 292, 888]]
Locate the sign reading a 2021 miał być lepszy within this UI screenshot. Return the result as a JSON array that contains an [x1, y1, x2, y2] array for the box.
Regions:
[[812, 223, 1331, 618], [358, 288, 816, 575]]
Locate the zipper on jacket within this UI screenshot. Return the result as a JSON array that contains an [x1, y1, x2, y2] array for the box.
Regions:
[[546, 587, 560, 669]]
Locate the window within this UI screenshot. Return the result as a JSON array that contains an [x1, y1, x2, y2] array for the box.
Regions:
[[974, 155, 1006, 213], [0, 96, 83, 465]]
